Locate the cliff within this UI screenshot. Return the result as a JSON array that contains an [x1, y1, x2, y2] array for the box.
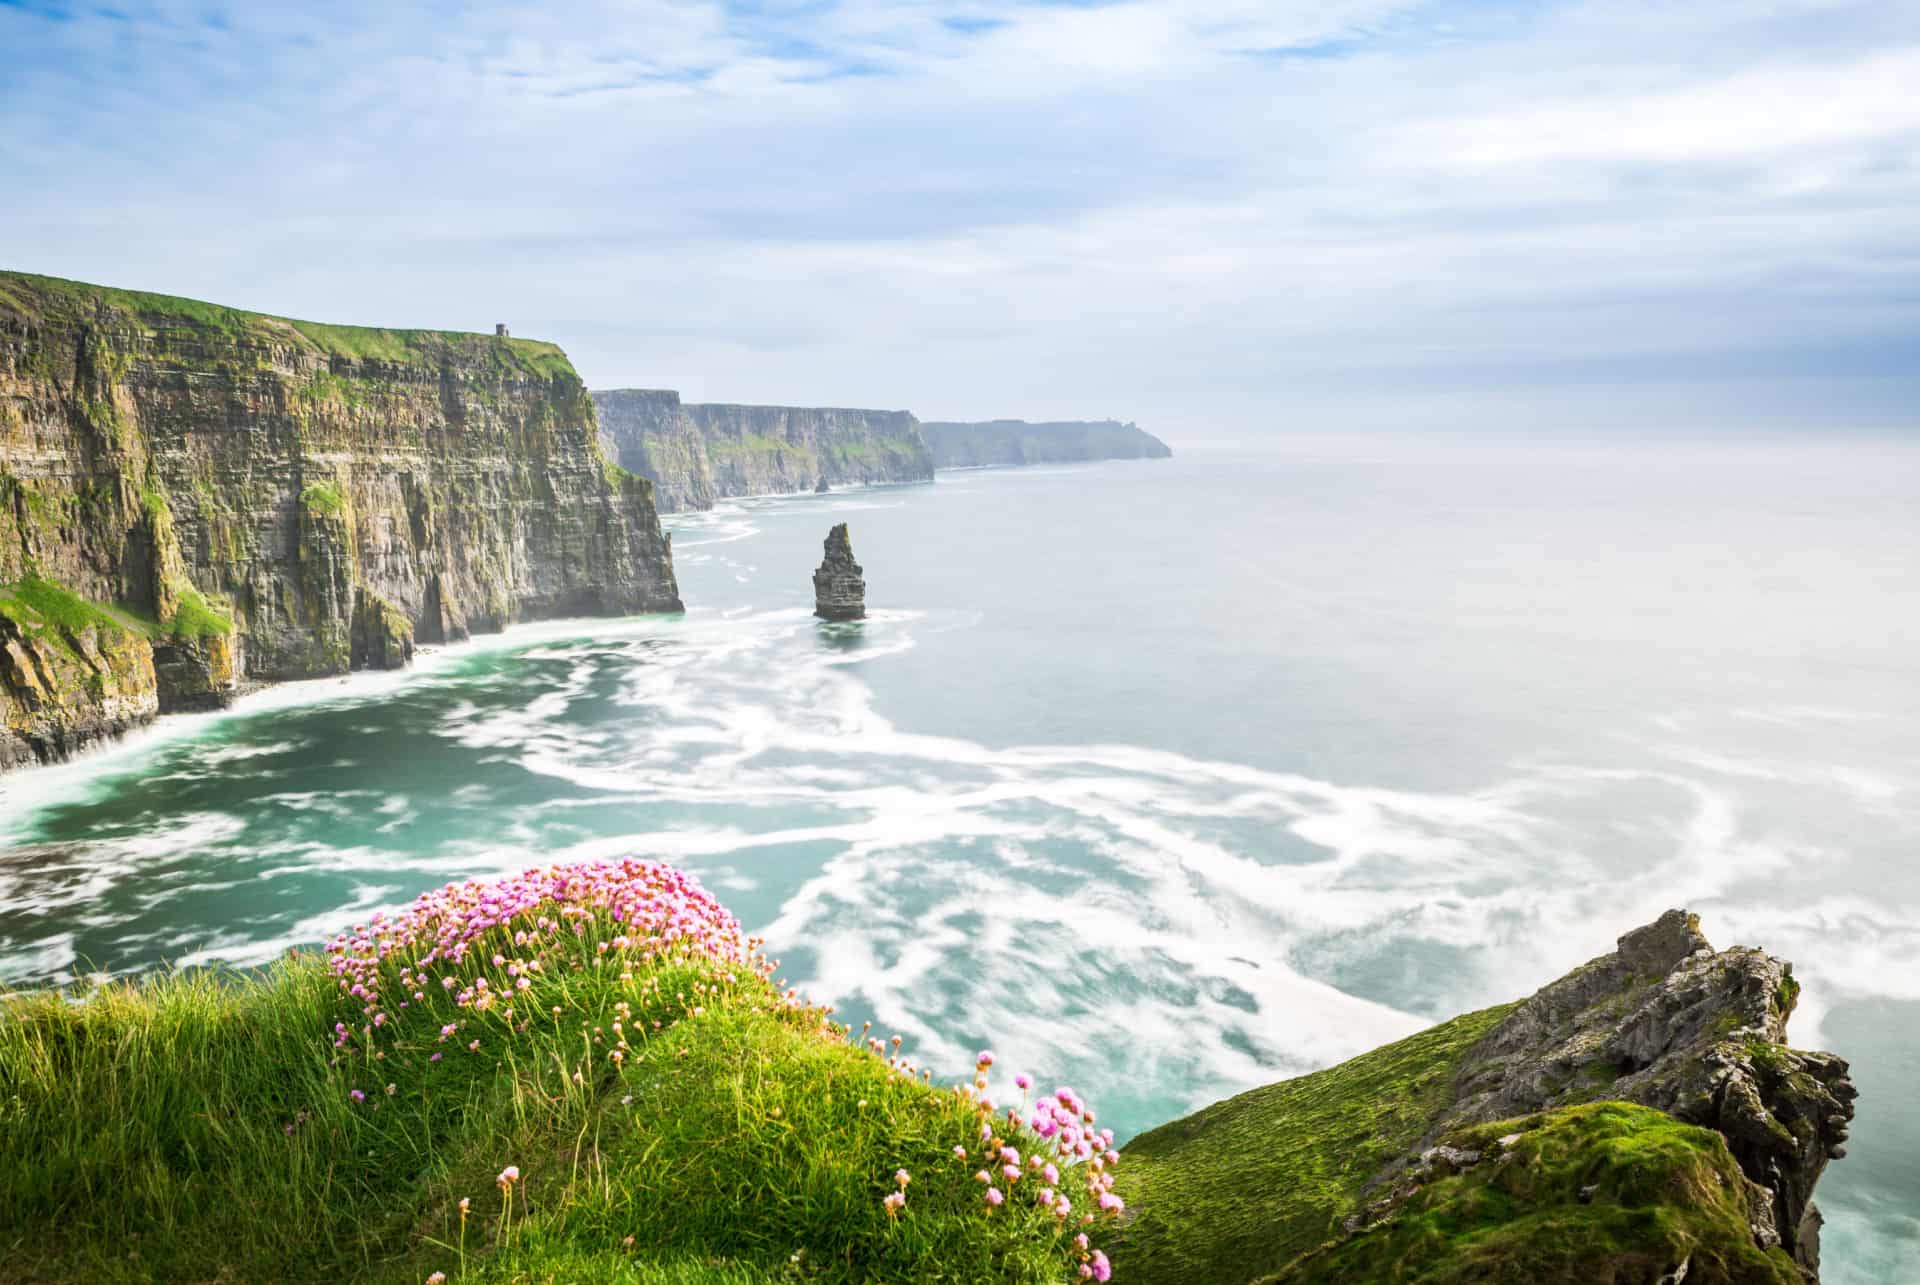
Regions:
[[1113, 911, 1856, 1284], [592, 388, 933, 512], [0, 271, 680, 768], [920, 418, 1172, 469]]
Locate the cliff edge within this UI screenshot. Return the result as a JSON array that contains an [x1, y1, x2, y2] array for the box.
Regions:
[[0, 271, 680, 768], [1113, 911, 1856, 1284]]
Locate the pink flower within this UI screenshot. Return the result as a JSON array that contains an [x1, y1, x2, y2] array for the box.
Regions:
[[1014, 1073, 1032, 1090], [1003, 1164, 1021, 1182], [348, 1089, 365, 1103], [428, 1274, 448, 1284], [975, 1049, 995, 1068], [882, 1190, 905, 1217], [952, 1146, 967, 1160], [984, 1187, 1004, 1208], [894, 1169, 911, 1189], [1092, 1250, 1112, 1281], [497, 1165, 520, 1186]]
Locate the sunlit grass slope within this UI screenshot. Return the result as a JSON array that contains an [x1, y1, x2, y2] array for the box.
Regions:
[[0, 860, 1119, 1283], [1111, 1004, 1516, 1282], [1112, 1008, 1802, 1285]]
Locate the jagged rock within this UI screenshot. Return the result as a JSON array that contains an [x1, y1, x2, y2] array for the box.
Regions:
[[1443, 909, 1856, 1278], [814, 477, 830, 494], [812, 523, 865, 621], [349, 587, 415, 671], [1, 613, 157, 767], [151, 632, 241, 713], [1415, 1145, 1482, 1177]]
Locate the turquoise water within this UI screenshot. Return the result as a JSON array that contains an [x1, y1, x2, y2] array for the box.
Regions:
[[2, 435, 1916, 1279]]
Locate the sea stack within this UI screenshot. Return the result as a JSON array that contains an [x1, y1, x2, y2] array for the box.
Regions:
[[813, 523, 866, 621]]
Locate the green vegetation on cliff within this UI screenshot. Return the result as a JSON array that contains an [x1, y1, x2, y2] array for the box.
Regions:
[[1113, 1004, 1514, 1281], [0, 575, 134, 642], [1271, 1104, 1799, 1285]]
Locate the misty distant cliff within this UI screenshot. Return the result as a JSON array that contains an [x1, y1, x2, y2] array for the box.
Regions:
[[920, 419, 1171, 469], [593, 389, 933, 513]]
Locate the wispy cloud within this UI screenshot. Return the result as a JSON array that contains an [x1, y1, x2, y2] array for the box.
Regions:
[[2, 0, 1915, 436]]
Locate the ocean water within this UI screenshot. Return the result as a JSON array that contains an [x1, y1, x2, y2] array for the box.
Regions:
[[1, 435, 1916, 1280]]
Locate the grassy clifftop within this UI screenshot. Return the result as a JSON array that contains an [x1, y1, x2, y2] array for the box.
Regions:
[[0, 270, 576, 380], [0, 860, 1120, 1283], [1112, 1004, 1516, 1282]]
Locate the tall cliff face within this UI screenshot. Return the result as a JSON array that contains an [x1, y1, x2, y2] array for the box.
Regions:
[[920, 419, 1171, 469], [592, 388, 933, 513], [0, 271, 680, 768]]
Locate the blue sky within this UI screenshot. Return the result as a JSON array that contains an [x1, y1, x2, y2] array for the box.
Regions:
[[3, 0, 1916, 438]]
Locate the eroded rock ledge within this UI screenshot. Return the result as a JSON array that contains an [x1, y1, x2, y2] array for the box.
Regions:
[[1439, 910, 1855, 1276], [1112, 911, 1857, 1285]]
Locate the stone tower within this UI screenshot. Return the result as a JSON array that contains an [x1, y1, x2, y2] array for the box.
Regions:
[[813, 523, 866, 621]]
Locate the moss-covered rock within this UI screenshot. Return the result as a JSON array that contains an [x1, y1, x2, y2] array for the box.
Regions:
[[0, 577, 158, 765], [1269, 1103, 1802, 1285]]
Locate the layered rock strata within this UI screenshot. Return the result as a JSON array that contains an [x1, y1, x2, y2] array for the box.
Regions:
[[592, 389, 933, 513], [920, 418, 1171, 469], [812, 523, 865, 621], [0, 270, 681, 767]]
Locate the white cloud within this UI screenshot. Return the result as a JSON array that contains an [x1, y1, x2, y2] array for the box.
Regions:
[[1, 0, 1916, 436]]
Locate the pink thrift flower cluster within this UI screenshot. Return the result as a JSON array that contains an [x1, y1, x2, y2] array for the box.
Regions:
[[326, 859, 753, 1097], [888, 1050, 1119, 1281]]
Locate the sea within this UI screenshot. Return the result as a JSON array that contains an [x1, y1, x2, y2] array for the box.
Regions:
[[1, 433, 1915, 1281]]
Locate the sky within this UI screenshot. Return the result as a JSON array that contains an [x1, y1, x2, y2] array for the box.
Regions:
[[2, 0, 1917, 441]]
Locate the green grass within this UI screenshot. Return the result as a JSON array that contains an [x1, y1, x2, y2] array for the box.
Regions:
[[0, 912, 1104, 1282], [301, 480, 347, 517], [0, 270, 579, 383], [0, 575, 133, 639], [1110, 1004, 1515, 1283], [163, 584, 233, 639], [1267, 1103, 1801, 1284]]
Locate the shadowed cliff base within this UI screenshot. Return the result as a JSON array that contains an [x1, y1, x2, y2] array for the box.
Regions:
[[0, 271, 681, 770]]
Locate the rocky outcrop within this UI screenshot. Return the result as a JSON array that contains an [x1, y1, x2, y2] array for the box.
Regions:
[[920, 419, 1171, 469], [1113, 911, 1856, 1285], [812, 523, 864, 621], [1440, 910, 1855, 1277], [1, 596, 157, 768], [592, 389, 933, 513], [0, 270, 681, 767]]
